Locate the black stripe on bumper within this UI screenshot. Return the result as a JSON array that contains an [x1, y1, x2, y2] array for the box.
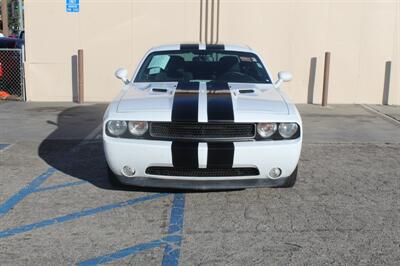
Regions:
[[207, 142, 234, 168], [171, 141, 199, 168], [171, 82, 199, 122]]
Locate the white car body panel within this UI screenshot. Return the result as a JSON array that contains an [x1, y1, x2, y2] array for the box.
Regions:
[[104, 138, 301, 181], [112, 83, 296, 123]]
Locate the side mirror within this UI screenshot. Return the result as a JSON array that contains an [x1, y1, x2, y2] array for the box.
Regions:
[[274, 71, 292, 88], [115, 68, 130, 84]]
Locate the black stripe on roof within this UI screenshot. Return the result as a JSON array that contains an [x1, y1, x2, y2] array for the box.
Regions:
[[180, 44, 199, 50], [206, 44, 225, 50]]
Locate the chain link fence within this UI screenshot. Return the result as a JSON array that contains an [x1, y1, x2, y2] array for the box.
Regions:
[[0, 49, 25, 101]]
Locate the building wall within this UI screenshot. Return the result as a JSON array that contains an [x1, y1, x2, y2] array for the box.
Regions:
[[25, 0, 400, 104]]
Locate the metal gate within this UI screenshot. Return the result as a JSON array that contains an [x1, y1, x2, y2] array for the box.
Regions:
[[0, 48, 25, 101]]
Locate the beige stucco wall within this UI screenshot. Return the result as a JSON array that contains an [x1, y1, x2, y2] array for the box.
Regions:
[[25, 0, 400, 104]]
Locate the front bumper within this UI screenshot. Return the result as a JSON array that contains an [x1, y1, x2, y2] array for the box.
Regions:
[[104, 135, 302, 188], [115, 174, 295, 190]]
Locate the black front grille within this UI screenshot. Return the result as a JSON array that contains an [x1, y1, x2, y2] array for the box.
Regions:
[[146, 167, 260, 177], [150, 122, 255, 140]]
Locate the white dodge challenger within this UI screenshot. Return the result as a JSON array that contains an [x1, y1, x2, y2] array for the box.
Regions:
[[103, 44, 302, 189]]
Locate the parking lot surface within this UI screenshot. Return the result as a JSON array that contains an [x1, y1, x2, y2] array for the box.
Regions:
[[0, 101, 399, 265]]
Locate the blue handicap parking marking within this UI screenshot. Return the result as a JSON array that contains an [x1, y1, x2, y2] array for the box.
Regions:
[[162, 193, 185, 266], [165, 193, 185, 235], [77, 236, 180, 266], [76, 194, 186, 266], [0, 168, 90, 218], [0, 193, 168, 239], [33, 180, 87, 193], [0, 144, 10, 151], [0, 167, 57, 218], [0, 162, 186, 265]]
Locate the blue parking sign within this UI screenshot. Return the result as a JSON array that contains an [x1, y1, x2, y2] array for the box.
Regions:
[[66, 0, 80, 13]]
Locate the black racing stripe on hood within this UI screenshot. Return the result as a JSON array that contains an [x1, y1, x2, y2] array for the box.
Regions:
[[207, 142, 234, 168], [206, 44, 225, 50], [206, 82, 234, 122], [171, 82, 199, 122], [180, 44, 199, 50], [172, 141, 199, 168]]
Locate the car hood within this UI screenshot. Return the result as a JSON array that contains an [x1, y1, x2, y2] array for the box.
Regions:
[[117, 82, 289, 122]]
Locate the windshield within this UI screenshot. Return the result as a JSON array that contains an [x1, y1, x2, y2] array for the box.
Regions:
[[134, 50, 272, 83]]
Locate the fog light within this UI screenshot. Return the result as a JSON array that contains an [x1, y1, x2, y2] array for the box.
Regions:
[[269, 167, 282, 179], [121, 165, 135, 177]]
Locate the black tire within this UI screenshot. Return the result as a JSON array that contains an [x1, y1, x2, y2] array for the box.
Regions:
[[107, 165, 125, 188], [278, 166, 298, 188]]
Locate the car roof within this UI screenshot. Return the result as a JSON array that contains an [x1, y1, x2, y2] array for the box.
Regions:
[[148, 44, 253, 53]]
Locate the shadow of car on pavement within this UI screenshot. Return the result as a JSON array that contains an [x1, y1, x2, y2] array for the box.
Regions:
[[38, 104, 239, 193]]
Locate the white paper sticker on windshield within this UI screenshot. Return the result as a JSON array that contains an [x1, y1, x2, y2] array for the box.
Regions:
[[149, 68, 161, 74], [239, 56, 252, 62], [148, 55, 170, 70]]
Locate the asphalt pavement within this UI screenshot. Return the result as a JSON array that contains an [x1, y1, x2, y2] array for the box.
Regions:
[[0, 101, 399, 265]]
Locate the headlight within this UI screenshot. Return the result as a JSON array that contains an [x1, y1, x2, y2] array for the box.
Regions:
[[257, 123, 277, 138], [278, 123, 299, 138], [128, 121, 148, 136], [107, 120, 127, 136]]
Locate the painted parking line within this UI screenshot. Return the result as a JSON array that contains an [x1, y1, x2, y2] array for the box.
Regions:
[[1, 136, 186, 265], [0, 167, 57, 218], [0, 193, 168, 239], [0, 131, 104, 218], [361, 104, 400, 126], [33, 180, 87, 193], [77, 235, 181, 266], [0, 144, 10, 151], [71, 124, 103, 152], [162, 193, 185, 266], [84, 124, 103, 141], [76, 194, 186, 266], [0, 121, 104, 215]]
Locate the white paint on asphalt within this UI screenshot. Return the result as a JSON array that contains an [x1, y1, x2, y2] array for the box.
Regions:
[[361, 104, 400, 127]]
